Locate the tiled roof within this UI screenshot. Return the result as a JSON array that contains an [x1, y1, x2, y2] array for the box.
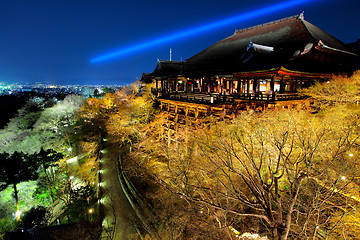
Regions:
[[187, 13, 353, 66], [147, 13, 359, 78]]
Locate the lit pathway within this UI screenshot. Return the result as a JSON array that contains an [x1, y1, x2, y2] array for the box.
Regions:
[[98, 143, 139, 240]]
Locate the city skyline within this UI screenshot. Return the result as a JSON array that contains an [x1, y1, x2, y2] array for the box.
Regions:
[[0, 0, 359, 86]]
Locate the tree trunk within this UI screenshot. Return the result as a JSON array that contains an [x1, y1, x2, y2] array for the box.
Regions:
[[272, 227, 280, 240], [45, 168, 55, 203], [280, 175, 304, 240], [13, 183, 19, 220]]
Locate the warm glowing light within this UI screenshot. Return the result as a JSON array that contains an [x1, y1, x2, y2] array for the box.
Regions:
[[349, 153, 354, 157], [341, 176, 346, 181], [90, 0, 315, 63], [88, 208, 94, 214], [15, 210, 22, 219]]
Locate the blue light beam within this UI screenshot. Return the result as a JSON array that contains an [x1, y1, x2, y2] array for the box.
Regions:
[[90, 0, 314, 63]]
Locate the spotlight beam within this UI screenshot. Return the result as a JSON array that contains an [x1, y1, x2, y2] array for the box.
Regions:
[[90, 0, 314, 63]]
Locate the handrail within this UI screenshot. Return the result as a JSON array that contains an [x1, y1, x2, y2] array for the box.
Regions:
[[154, 90, 306, 104]]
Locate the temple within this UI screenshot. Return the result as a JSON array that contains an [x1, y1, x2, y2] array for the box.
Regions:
[[143, 13, 359, 100], [142, 13, 360, 127]]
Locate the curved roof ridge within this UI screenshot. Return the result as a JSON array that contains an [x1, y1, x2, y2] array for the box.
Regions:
[[300, 18, 351, 52], [234, 12, 304, 34]]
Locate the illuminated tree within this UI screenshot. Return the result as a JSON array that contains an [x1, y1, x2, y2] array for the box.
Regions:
[[63, 184, 97, 222], [300, 70, 360, 105], [0, 152, 39, 220], [6, 97, 45, 132], [31, 148, 63, 203], [131, 105, 360, 239]]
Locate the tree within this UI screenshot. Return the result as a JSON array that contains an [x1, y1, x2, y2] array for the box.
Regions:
[[62, 184, 97, 223], [6, 97, 45, 132], [18, 206, 50, 229], [131, 107, 360, 239], [300, 70, 360, 105], [0, 152, 39, 220], [31, 148, 63, 203]]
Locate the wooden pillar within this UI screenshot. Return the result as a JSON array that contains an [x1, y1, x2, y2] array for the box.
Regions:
[[207, 79, 211, 93], [219, 78, 222, 93], [161, 79, 164, 93], [290, 79, 296, 93], [230, 79, 233, 94], [270, 76, 275, 93], [252, 78, 258, 93], [246, 79, 250, 94], [184, 79, 187, 93], [237, 78, 241, 93], [270, 76, 275, 101], [191, 79, 194, 93], [279, 76, 285, 94]]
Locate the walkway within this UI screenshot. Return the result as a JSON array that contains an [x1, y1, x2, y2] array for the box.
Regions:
[[98, 143, 139, 239]]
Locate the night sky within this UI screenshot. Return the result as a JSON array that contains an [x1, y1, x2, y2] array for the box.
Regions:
[[0, 0, 359, 86]]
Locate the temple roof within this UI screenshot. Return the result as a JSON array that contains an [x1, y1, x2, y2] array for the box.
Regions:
[[148, 13, 359, 78]]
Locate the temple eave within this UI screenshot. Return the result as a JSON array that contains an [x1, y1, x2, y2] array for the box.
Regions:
[[234, 67, 333, 79]]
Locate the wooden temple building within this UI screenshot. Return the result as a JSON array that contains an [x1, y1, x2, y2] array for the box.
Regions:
[[142, 13, 360, 129]]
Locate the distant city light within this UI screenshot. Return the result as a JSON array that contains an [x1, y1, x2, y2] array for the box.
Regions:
[[90, 0, 315, 63]]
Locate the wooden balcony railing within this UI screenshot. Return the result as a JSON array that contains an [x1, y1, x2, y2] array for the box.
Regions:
[[151, 88, 306, 104]]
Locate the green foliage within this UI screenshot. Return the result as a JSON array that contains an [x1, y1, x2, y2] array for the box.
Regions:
[[32, 148, 63, 171], [0, 94, 84, 154], [0, 94, 84, 235], [62, 184, 98, 223], [0, 181, 47, 236], [0, 152, 39, 191]]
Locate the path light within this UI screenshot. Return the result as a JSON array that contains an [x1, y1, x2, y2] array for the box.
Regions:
[[341, 176, 346, 181], [88, 208, 94, 214], [349, 153, 354, 157]]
